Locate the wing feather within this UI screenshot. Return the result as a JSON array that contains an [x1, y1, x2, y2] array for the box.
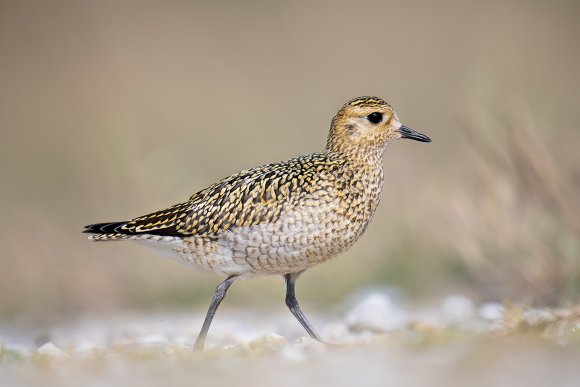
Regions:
[[85, 153, 343, 239]]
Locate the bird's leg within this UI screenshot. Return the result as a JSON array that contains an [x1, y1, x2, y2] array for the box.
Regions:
[[284, 272, 324, 342], [194, 275, 239, 351]]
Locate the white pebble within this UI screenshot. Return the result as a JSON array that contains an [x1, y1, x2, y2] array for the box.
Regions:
[[523, 308, 556, 324], [36, 342, 69, 359], [135, 334, 170, 346], [478, 302, 504, 320], [346, 292, 406, 332], [442, 295, 474, 321]]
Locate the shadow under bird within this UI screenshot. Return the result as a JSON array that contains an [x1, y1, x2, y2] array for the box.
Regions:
[[84, 96, 431, 350]]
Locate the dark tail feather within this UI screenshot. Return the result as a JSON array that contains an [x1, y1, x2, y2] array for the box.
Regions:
[[83, 221, 129, 234]]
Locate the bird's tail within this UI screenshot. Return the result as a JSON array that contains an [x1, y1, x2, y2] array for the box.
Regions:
[[83, 221, 132, 241]]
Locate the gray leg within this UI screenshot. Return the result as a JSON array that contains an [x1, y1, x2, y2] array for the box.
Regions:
[[284, 272, 324, 342], [194, 275, 238, 351]]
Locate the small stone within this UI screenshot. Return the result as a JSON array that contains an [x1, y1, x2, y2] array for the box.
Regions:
[[479, 302, 504, 320], [523, 308, 557, 325], [442, 295, 474, 324], [135, 334, 169, 346], [221, 343, 252, 357], [346, 292, 406, 332], [248, 333, 287, 350], [36, 342, 69, 359]]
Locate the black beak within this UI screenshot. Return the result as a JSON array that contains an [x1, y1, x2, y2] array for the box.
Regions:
[[399, 125, 431, 142]]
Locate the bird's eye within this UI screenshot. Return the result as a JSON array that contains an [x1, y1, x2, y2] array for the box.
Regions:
[[367, 112, 383, 124]]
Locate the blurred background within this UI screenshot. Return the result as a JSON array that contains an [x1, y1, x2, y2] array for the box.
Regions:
[[0, 0, 579, 325]]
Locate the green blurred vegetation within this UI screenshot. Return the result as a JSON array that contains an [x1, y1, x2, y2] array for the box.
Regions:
[[0, 0, 579, 321]]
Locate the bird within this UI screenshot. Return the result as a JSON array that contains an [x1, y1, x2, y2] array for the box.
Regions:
[[84, 96, 431, 350]]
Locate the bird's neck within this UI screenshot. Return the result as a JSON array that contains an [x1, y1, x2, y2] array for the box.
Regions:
[[323, 146, 385, 201], [325, 143, 386, 170]]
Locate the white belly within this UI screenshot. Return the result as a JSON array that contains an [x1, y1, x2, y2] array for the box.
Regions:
[[134, 204, 360, 277]]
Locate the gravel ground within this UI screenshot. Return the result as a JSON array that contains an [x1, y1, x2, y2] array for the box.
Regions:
[[1, 293, 579, 387]]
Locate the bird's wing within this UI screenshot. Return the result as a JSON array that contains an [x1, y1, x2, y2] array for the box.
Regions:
[[86, 154, 341, 239]]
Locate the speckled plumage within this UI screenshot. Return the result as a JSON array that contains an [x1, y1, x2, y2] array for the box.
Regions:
[[84, 96, 431, 349]]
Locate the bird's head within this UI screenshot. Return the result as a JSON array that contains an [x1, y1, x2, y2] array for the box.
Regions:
[[326, 96, 430, 157]]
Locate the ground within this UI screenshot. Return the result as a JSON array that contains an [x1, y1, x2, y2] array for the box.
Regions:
[[1, 293, 579, 387]]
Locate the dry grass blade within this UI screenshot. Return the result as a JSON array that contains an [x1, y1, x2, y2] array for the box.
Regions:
[[452, 106, 580, 305]]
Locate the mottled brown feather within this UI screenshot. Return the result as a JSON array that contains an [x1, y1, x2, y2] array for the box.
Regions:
[[96, 153, 345, 239]]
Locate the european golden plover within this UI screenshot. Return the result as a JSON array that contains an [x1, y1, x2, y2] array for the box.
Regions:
[[84, 96, 431, 350]]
